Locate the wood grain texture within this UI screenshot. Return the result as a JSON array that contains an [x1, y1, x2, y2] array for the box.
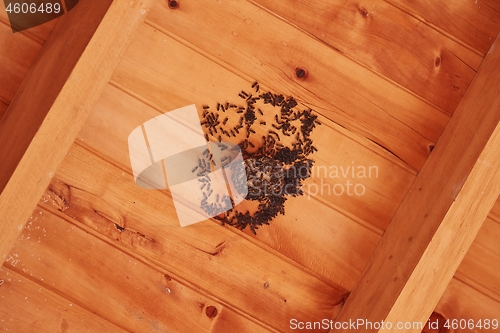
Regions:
[[0, 4, 55, 122], [386, 0, 500, 54], [488, 197, 500, 225], [251, 0, 479, 114], [334, 33, 500, 332], [0, 22, 43, 102], [482, 0, 500, 12], [41, 142, 347, 332], [146, 0, 450, 171], [0, 1, 496, 332], [0, 98, 7, 120], [434, 278, 500, 333], [0, 0, 154, 265], [111, 21, 415, 234], [0, 268, 129, 332], [4, 206, 275, 333], [80, 79, 383, 290], [90, 66, 391, 287], [454, 217, 500, 303]]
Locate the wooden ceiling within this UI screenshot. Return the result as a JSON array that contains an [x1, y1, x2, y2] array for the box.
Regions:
[[0, 0, 499, 332]]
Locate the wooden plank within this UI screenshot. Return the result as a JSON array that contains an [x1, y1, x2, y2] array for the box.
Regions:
[[386, 0, 500, 54], [0, 268, 130, 332], [483, 0, 500, 12], [488, 196, 500, 225], [454, 217, 500, 303], [333, 34, 500, 332], [110, 22, 416, 233], [81, 77, 385, 290], [0, 98, 7, 121], [41, 141, 348, 331], [146, 0, 450, 171], [0, 0, 155, 265], [434, 278, 500, 333], [0, 21, 44, 102], [252, 0, 479, 114], [4, 206, 274, 333]]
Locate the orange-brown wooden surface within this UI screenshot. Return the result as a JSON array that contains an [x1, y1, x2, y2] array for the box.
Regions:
[[146, 0, 449, 171], [0, 98, 7, 120], [431, 197, 500, 332], [334, 32, 500, 332], [1, 0, 499, 331], [0, 20, 45, 104], [250, 0, 480, 114], [0, 0, 114, 192], [0, 5, 56, 107], [39, 142, 346, 332], [0, 0, 155, 266], [3, 206, 276, 332], [386, 0, 500, 54], [455, 216, 500, 304], [434, 278, 500, 333], [0, 3, 57, 43], [0, 268, 130, 332], [111, 19, 416, 234]]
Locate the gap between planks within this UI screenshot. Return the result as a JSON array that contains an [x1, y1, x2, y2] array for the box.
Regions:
[[307, 190, 384, 236], [7, 204, 277, 332], [107, 78, 388, 238], [54, 136, 354, 325], [488, 213, 500, 226], [103, 14, 421, 287], [131, 19, 418, 177], [145, 14, 451, 138], [0, 267, 132, 333], [483, 1, 500, 15], [435, 277, 500, 330], [142, 19, 253, 88], [101, 22, 414, 278], [0, 21, 46, 104], [142, 5, 447, 170], [32, 203, 280, 333], [244, 0, 460, 118], [333, 30, 500, 331], [0, 266, 134, 333], [382, 0, 492, 57], [66, 137, 360, 293], [453, 274, 500, 305], [108, 45, 417, 181], [0, 0, 158, 254], [2, 241, 129, 330], [453, 217, 500, 304]]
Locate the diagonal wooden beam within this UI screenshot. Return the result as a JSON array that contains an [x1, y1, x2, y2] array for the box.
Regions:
[[0, 0, 154, 264], [332, 33, 500, 332]]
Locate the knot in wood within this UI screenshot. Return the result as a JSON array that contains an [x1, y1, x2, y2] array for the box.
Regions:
[[205, 306, 218, 319], [168, 0, 178, 9], [295, 68, 307, 79]]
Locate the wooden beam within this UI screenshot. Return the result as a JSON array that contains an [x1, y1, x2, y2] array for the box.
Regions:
[[0, 0, 154, 264], [333, 33, 500, 332]]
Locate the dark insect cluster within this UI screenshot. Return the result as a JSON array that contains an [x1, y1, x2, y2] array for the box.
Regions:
[[190, 148, 234, 217], [197, 82, 321, 234]]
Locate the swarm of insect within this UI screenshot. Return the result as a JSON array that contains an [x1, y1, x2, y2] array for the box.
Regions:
[[198, 82, 321, 234]]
